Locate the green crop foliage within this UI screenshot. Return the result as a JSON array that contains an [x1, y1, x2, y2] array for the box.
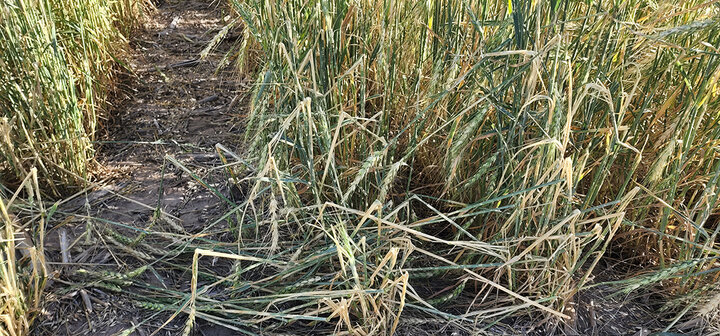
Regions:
[[208, 0, 720, 333], [0, 0, 145, 195]]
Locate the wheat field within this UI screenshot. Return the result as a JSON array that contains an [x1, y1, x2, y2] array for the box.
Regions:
[[1, 0, 720, 334]]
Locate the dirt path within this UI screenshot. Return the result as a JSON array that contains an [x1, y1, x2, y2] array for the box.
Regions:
[[36, 2, 246, 335]]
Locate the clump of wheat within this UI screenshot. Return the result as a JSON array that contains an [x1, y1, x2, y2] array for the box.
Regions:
[[0, 169, 47, 336], [223, 0, 720, 333], [0, 0, 146, 194]]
